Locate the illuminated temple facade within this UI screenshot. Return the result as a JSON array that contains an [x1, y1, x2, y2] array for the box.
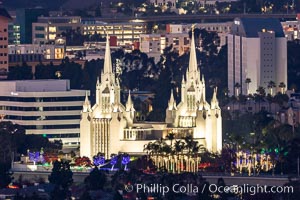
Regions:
[[80, 32, 222, 159]]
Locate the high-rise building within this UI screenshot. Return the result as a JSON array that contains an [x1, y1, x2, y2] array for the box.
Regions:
[[228, 18, 287, 96], [0, 8, 12, 79], [8, 22, 21, 44], [16, 8, 48, 44], [80, 30, 222, 159]]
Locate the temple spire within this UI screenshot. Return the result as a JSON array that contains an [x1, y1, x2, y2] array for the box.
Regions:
[[83, 91, 91, 112], [188, 24, 198, 75], [103, 35, 112, 74], [126, 90, 135, 111], [182, 75, 185, 84], [211, 87, 219, 109], [96, 76, 100, 86], [168, 89, 177, 110]]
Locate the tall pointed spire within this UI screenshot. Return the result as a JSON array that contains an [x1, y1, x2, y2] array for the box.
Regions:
[[83, 91, 91, 112], [211, 87, 219, 109], [96, 76, 100, 86], [126, 90, 135, 111], [181, 75, 185, 84], [168, 89, 177, 110], [103, 35, 112, 74], [188, 24, 198, 75]]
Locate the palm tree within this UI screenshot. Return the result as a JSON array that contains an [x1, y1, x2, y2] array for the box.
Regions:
[[234, 82, 241, 97], [256, 86, 266, 97], [245, 78, 251, 95], [255, 86, 266, 111], [278, 82, 286, 94], [184, 135, 194, 154], [143, 142, 153, 155], [166, 132, 175, 147], [267, 81, 276, 96], [173, 140, 185, 155]]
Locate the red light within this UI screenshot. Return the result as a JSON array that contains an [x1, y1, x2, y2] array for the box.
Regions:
[[7, 185, 20, 189]]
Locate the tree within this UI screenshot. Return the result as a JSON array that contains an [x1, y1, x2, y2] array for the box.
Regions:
[[121, 154, 130, 170], [166, 132, 175, 147], [173, 140, 185, 155], [0, 121, 62, 165], [267, 81, 276, 96], [278, 82, 286, 94], [7, 62, 33, 80], [0, 163, 12, 188], [84, 167, 107, 190], [60, 58, 83, 89], [93, 153, 105, 167], [234, 82, 241, 96], [49, 160, 73, 200], [256, 86, 266, 97], [245, 78, 251, 95]]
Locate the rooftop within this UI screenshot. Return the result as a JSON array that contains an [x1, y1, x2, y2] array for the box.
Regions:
[[231, 18, 285, 38], [0, 79, 71, 92], [0, 8, 12, 20]]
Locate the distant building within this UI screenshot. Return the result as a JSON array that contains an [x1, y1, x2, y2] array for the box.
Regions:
[[166, 22, 231, 48], [281, 21, 300, 41], [166, 22, 232, 34], [139, 34, 164, 62], [81, 19, 147, 45], [228, 18, 287, 96], [149, 0, 176, 10], [139, 33, 190, 61], [32, 16, 81, 44], [165, 33, 190, 55], [32, 17, 147, 46], [0, 8, 12, 79], [0, 80, 87, 148], [8, 19, 21, 45], [16, 8, 48, 44], [8, 44, 65, 63], [223, 99, 281, 118]]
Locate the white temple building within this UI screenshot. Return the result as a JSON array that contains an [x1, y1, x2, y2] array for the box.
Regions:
[[80, 31, 222, 159]]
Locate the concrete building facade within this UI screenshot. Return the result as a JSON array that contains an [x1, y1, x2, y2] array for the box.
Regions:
[[32, 16, 81, 44], [81, 20, 147, 45], [0, 8, 12, 79], [0, 80, 87, 148], [8, 44, 65, 63], [228, 18, 287, 96]]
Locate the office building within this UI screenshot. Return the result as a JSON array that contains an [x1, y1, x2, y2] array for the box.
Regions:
[[228, 18, 287, 96], [81, 20, 147, 45], [32, 16, 81, 44], [139, 33, 190, 62], [139, 34, 165, 62], [0, 8, 12, 79], [0, 80, 87, 148], [8, 44, 65, 63], [8, 19, 21, 45], [16, 8, 48, 44]]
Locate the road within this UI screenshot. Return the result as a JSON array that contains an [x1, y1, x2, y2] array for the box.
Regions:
[[12, 170, 298, 186], [97, 13, 297, 23]]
